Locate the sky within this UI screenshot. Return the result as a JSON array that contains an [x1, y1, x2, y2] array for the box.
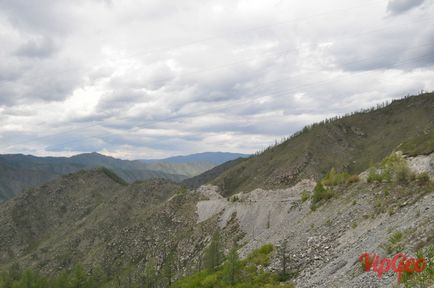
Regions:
[[0, 0, 433, 159]]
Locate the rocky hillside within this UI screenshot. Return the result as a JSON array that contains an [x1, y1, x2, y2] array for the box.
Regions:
[[196, 152, 434, 287], [209, 93, 434, 196], [0, 168, 235, 281], [0, 152, 432, 287]]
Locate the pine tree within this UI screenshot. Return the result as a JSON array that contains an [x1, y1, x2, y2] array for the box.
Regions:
[[222, 246, 240, 285], [203, 232, 224, 272]]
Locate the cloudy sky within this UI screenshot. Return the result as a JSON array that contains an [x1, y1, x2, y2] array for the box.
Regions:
[[0, 0, 433, 159]]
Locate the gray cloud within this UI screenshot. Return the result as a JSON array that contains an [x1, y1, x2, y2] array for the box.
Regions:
[[387, 0, 427, 15], [15, 37, 57, 59], [0, 0, 434, 159]]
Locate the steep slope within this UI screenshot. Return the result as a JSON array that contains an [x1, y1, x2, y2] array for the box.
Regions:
[[210, 93, 434, 195], [0, 169, 232, 280], [197, 153, 434, 287]]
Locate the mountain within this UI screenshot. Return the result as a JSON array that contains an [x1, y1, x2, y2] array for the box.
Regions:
[[142, 152, 250, 165], [0, 168, 237, 281], [207, 93, 434, 195], [0, 93, 433, 287], [0, 152, 433, 287], [0, 151, 249, 202], [0, 153, 185, 202]]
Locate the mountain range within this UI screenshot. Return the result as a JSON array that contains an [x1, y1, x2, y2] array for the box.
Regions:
[[0, 151, 248, 202], [0, 93, 433, 287]]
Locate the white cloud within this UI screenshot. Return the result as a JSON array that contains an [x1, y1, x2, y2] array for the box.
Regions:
[[0, 0, 433, 159]]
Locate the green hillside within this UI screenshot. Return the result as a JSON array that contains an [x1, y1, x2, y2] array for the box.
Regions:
[[210, 93, 434, 195]]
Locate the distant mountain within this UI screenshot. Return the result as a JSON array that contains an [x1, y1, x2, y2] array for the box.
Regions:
[[0, 153, 187, 202], [0, 152, 249, 202], [142, 152, 250, 165]]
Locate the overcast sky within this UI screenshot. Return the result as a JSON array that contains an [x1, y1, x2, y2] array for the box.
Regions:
[[0, 0, 433, 159]]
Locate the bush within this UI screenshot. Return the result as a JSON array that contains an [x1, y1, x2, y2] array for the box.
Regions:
[[367, 166, 383, 183], [321, 168, 352, 186], [416, 172, 431, 185], [383, 231, 404, 255], [368, 152, 417, 184], [347, 175, 360, 184], [395, 164, 415, 184], [311, 182, 334, 205]]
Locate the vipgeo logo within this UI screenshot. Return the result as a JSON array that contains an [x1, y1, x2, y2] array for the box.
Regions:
[[358, 252, 428, 283]]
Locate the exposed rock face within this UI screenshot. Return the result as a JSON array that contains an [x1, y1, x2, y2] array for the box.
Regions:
[[407, 153, 434, 178], [196, 154, 434, 287]]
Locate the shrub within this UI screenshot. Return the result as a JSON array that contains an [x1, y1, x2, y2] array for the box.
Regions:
[[416, 172, 431, 185], [347, 175, 360, 184], [321, 168, 351, 186], [395, 164, 414, 184], [368, 153, 417, 184], [383, 231, 404, 255], [311, 182, 334, 205], [367, 166, 383, 183]]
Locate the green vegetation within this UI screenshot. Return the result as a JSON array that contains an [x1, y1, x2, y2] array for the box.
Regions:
[[401, 245, 434, 287], [310, 182, 334, 210], [300, 191, 310, 203], [176, 186, 188, 195], [367, 152, 418, 184], [209, 93, 434, 196], [0, 244, 295, 288], [0, 264, 107, 288], [321, 168, 353, 186], [416, 172, 431, 185], [174, 244, 295, 288], [203, 232, 224, 272], [400, 132, 434, 157], [382, 230, 404, 255]]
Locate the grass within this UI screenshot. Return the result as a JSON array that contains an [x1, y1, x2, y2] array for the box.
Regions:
[[401, 245, 434, 287], [383, 231, 404, 255]]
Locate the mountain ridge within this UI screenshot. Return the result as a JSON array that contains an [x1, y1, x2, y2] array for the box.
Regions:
[[0, 151, 247, 202]]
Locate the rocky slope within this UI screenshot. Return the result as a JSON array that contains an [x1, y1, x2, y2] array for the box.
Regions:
[[196, 152, 434, 287], [0, 152, 432, 287], [0, 168, 244, 284]]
